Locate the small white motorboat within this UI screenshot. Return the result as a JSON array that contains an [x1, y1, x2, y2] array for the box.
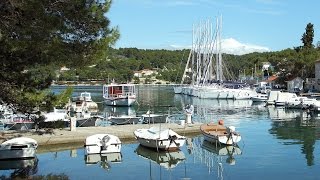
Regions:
[[84, 134, 122, 155], [134, 126, 186, 151], [200, 120, 241, 145], [251, 93, 268, 102], [69, 92, 98, 113], [4, 114, 34, 130], [0, 137, 38, 160]]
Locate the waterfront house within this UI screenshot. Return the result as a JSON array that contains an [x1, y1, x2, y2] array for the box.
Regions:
[[287, 77, 304, 93], [133, 69, 158, 78], [265, 75, 278, 89]]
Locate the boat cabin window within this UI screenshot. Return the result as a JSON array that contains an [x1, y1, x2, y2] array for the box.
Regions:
[[11, 144, 28, 149], [109, 86, 123, 94], [123, 86, 135, 93]]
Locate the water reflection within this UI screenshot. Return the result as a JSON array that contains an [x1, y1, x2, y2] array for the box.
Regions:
[[191, 136, 242, 180], [38, 85, 320, 178], [172, 94, 255, 124], [268, 106, 309, 121], [103, 106, 137, 117], [266, 105, 320, 166], [174, 94, 253, 111], [201, 140, 242, 165], [85, 153, 122, 171], [134, 145, 185, 170], [269, 114, 319, 166], [0, 157, 38, 179]]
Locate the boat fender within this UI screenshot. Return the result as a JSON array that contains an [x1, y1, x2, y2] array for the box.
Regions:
[[218, 120, 224, 125]]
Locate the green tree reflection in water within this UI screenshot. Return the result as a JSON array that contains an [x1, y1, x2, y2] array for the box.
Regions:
[[269, 116, 320, 166]]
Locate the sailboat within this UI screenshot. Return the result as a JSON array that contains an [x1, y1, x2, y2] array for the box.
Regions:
[[175, 16, 255, 100]]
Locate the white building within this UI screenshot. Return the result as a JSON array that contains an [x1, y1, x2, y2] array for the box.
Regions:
[[287, 77, 304, 93], [133, 69, 158, 78]]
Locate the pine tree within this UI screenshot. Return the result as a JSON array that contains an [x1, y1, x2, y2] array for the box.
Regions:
[[301, 23, 314, 49]]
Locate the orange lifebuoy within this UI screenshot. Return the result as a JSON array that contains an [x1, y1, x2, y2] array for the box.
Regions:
[[218, 120, 224, 125]]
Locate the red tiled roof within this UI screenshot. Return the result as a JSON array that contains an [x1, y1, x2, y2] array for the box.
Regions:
[[265, 75, 278, 82]]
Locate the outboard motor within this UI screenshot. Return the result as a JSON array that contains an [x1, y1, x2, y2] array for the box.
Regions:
[[227, 126, 236, 134]]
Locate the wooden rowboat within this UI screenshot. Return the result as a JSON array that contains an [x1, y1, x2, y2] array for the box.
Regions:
[[200, 121, 241, 145]]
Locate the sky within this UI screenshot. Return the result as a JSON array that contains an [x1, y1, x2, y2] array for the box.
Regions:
[[108, 0, 320, 55]]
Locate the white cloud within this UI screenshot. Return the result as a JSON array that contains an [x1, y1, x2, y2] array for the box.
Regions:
[[169, 38, 270, 55], [221, 38, 270, 55]]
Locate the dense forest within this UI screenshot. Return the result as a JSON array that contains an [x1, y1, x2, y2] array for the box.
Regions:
[[57, 22, 320, 85], [57, 46, 320, 85]]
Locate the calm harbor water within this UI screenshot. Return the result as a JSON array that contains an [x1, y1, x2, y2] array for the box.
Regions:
[[1, 85, 320, 179]]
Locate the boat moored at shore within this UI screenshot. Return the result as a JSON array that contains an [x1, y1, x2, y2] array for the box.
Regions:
[[103, 83, 136, 106], [84, 134, 122, 155], [0, 137, 38, 160], [200, 121, 241, 145], [134, 126, 186, 151]]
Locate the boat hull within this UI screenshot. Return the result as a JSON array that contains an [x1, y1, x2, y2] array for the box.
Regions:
[[108, 116, 140, 125], [173, 86, 182, 94], [135, 137, 186, 151], [5, 122, 34, 130], [104, 96, 136, 106], [85, 144, 121, 154], [200, 123, 241, 145], [141, 114, 168, 124], [0, 148, 36, 160], [202, 133, 242, 145], [77, 118, 101, 127], [84, 134, 122, 155], [134, 128, 186, 151]]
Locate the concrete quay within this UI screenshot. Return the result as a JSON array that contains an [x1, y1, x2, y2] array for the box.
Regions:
[[1, 122, 202, 146]]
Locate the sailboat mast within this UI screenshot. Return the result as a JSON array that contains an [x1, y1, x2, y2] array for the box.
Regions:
[[218, 15, 223, 81], [180, 24, 194, 85], [215, 17, 220, 81]]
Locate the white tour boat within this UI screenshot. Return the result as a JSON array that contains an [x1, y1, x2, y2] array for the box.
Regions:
[[103, 83, 136, 106]]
